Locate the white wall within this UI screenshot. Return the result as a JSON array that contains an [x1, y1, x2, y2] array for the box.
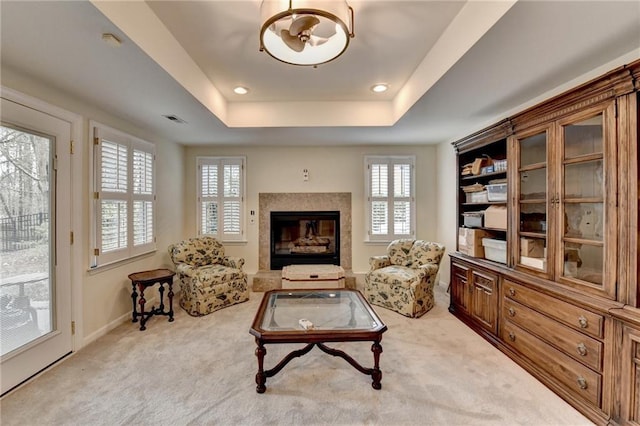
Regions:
[[1, 67, 185, 346], [184, 145, 441, 276]]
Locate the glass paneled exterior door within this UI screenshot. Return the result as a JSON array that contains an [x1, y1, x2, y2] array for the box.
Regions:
[[0, 126, 53, 356]]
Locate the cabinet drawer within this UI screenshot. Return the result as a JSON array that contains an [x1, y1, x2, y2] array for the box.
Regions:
[[503, 298, 603, 371], [502, 320, 601, 407], [503, 280, 603, 339]]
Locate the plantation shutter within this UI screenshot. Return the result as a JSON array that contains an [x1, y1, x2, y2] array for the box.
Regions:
[[365, 156, 415, 241], [393, 163, 411, 235], [94, 128, 129, 265], [197, 157, 245, 240], [370, 163, 388, 235], [92, 123, 156, 267], [200, 163, 218, 234], [131, 141, 155, 255]]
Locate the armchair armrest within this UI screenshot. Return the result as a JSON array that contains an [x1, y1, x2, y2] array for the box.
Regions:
[[222, 256, 245, 270], [369, 255, 391, 271], [418, 263, 439, 277]]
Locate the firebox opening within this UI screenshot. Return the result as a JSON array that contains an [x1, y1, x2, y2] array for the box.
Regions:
[[270, 211, 340, 270]]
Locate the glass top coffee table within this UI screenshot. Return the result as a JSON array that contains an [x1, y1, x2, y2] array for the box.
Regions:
[[249, 288, 387, 393]]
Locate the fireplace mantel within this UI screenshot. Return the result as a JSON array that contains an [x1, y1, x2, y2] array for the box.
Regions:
[[258, 193, 352, 270]]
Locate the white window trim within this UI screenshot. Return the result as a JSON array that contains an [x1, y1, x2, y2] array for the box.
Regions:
[[364, 155, 416, 242], [196, 156, 246, 242], [90, 121, 156, 268]]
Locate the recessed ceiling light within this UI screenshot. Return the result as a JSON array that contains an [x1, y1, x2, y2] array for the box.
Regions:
[[234, 86, 249, 95], [371, 84, 388, 93], [101, 33, 122, 47]]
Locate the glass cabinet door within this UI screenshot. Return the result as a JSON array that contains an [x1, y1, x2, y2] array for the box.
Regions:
[[557, 106, 615, 299], [513, 129, 550, 276]]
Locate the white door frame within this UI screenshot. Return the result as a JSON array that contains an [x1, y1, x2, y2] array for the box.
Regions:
[[1, 86, 84, 386]]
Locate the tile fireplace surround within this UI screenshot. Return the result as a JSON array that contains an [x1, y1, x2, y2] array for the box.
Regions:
[[253, 192, 354, 291]]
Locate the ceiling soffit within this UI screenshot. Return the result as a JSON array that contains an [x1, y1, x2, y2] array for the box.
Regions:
[[90, 0, 517, 128]]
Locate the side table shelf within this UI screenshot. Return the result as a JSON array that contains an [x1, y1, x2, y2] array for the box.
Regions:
[[128, 268, 176, 331]]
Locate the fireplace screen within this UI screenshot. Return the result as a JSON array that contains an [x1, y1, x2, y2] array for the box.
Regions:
[[270, 211, 340, 269]]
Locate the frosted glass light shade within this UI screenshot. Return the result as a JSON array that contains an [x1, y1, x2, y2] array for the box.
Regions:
[[260, 0, 354, 66]]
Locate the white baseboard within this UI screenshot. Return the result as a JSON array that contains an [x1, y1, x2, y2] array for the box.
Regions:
[[82, 295, 160, 348]]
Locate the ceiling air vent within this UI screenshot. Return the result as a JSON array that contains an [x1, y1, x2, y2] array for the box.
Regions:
[[163, 115, 187, 124]]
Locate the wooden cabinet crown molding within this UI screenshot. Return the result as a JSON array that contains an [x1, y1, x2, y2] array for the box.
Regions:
[[511, 59, 638, 132], [452, 118, 512, 154]]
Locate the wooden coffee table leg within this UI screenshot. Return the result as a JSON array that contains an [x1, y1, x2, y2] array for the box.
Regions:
[[255, 338, 267, 393], [371, 340, 383, 390]]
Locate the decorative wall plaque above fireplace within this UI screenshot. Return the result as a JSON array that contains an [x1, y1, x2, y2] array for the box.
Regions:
[[270, 211, 340, 270]]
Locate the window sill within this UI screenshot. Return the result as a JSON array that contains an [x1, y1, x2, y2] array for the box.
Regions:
[[88, 250, 156, 274], [219, 240, 248, 245]]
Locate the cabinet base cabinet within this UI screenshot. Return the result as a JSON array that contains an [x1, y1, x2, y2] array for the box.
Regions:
[[618, 321, 640, 426], [450, 262, 471, 315], [501, 319, 602, 407], [450, 254, 616, 425], [470, 269, 499, 335]]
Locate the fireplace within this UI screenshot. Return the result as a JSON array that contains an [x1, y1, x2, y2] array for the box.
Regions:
[[270, 211, 340, 270]]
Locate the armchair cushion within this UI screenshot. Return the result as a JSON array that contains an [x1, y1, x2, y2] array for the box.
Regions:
[[169, 236, 224, 267], [387, 239, 415, 266], [410, 240, 445, 267]]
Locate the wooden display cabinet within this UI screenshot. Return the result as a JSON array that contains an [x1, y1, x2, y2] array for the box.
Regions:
[[509, 101, 618, 300], [450, 59, 640, 425]]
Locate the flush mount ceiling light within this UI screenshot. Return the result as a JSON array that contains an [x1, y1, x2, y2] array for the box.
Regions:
[[260, 0, 354, 67], [234, 86, 249, 95]]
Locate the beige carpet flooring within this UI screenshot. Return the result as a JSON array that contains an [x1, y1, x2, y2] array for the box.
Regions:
[[1, 284, 593, 425]]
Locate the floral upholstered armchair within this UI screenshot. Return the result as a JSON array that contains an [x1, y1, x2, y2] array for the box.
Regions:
[[168, 236, 249, 316], [365, 239, 445, 318]]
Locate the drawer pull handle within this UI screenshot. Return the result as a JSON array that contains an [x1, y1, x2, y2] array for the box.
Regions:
[[509, 288, 516, 297], [577, 377, 588, 390], [577, 343, 588, 357], [508, 332, 516, 342], [508, 307, 516, 317], [578, 316, 588, 329]]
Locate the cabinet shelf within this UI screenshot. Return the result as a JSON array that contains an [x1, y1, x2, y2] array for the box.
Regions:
[[519, 231, 546, 239], [462, 202, 506, 206], [461, 170, 506, 181]]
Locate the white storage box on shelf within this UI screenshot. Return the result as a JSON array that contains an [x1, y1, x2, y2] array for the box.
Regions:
[[486, 183, 507, 202], [482, 238, 507, 263], [462, 211, 484, 228], [466, 190, 488, 204]]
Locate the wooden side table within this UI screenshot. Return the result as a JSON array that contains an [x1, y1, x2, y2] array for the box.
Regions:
[[128, 268, 176, 331]]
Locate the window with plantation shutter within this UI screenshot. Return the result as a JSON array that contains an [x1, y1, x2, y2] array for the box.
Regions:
[[197, 157, 245, 241], [91, 122, 156, 267], [365, 156, 415, 241]]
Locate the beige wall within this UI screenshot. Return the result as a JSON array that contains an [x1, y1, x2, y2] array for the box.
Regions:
[[436, 141, 458, 286], [184, 145, 440, 276], [2, 67, 185, 346]]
